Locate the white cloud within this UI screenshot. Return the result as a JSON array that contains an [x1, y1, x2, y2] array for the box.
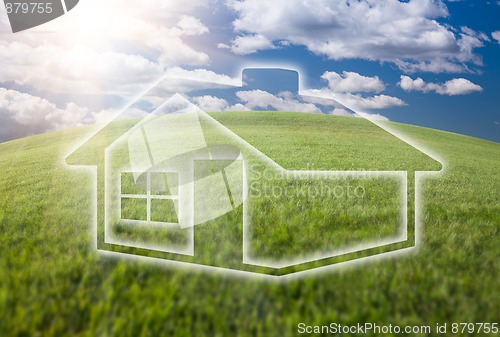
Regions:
[[0, 88, 96, 140], [330, 108, 389, 121], [438, 78, 483, 95], [227, 103, 250, 111], [492, 31, 500, 43], [320, 71, 385, 93], [190, 95, 250, 112], [384, 26, 489, 73], [236, 90, 321, 113], [0, 0, 211, 97], [330, 108, 352, 117], [223, 34, 276, 55], [363, 113, 390, 122], [164, 67, 241, 85], [304, 88, 406, 110], [0, 87, 138, 141], [303, 70, 406, 111], [1, 0, 314, 140], [217, 43, 231, 49], [337, 93, 406, 110], [191, 96, 230, 112], [138, 68, 243, 106], [0, 43, 165, 96], [0, 16, 7, 31], [223, 0, 487, 73], [176, 15, 209, 35], [399, 76, 483, 95]]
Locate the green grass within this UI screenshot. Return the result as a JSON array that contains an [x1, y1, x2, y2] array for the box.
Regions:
[[0, 112, 499, 336], [88, 112, 416, 272]]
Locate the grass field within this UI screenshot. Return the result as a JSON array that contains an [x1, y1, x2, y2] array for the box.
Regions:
[[0, 112, 499, 336]]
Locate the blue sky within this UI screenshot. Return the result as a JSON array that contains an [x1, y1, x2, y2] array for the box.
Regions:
[[0, 0, 499, 142]]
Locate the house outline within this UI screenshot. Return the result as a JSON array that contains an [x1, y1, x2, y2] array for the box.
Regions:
[[103, 97, 246, 256], [66, 67, 445, 276]]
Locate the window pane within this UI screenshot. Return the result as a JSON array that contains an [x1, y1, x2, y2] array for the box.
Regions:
[[151, 199, 178, 223], [150, 172, 179, 196], [121, 198, 147, 221], [121, 172, 147, 195]]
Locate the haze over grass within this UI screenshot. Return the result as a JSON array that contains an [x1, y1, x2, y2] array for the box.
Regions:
[[0, 112, 498, 336]]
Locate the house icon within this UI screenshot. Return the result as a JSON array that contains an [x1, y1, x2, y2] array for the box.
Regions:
[[66, 68, 444, 276]]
